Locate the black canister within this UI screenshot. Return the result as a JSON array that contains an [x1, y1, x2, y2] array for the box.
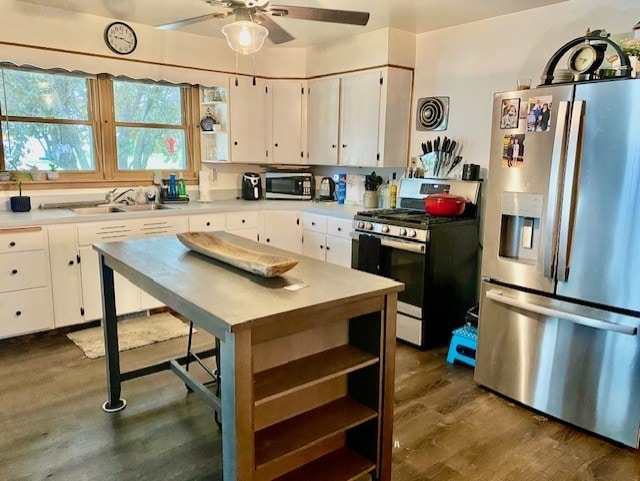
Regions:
[[462, 164, 480, 181]]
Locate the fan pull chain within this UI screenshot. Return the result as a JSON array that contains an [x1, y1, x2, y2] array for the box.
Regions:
[[234, 50, 239, 86], [252, 54, 257, 86]]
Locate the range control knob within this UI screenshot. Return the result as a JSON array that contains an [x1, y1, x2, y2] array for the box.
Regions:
[[381, 225, 390, 233], [357, 221, 365, 229], [365, 223, 374, 231], [408, 229, 417, 238], [399, 228, 408, 236]]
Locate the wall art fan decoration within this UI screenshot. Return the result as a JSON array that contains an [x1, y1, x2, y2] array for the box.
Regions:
[[156, 0, 370, 55], [416, 96, 450, 131]]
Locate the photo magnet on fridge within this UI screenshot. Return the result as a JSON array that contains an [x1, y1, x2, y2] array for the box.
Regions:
[[526, 96, 553, 132], [500, 98, 520, 129], [502, 134, 526, 168]]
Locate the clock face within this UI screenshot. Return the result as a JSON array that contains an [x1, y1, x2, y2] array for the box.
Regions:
[[568, 45, 602, 74], [104, 22, 137, 55]]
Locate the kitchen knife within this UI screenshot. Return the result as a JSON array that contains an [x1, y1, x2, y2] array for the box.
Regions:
[[421, 142, 428, 155]]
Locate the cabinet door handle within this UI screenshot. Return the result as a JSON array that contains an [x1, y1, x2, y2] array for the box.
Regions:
[[274, 143, 279, 147], [342, 144, 347, 148], [15, 310, 22, 316], [242, 219, 246, 223], [320, 245, 324, 249], [11, 269, 18, 275], [326, 246, 330, 251], [337, 227, 342, 232], [206, 222, 211, 226], [77, 254, 81, 264], [311, 221, 315, 226], [234, 141, 238, 146], [266, 238, 270, 243], [332, 144, 336, 149], [9, 241, 16, 247], [68, 260, 75, 266]]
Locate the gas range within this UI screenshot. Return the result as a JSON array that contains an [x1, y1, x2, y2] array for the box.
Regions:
[[353, 178, 481, 244]]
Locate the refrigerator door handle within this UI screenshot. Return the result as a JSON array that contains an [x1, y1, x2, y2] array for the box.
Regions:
[[557, 100, 585, 282], [486, 289, 638, 336], [543, 100, 571, 279]]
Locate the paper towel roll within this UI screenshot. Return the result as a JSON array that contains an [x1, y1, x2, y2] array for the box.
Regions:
[[199, 170, 214, 203]]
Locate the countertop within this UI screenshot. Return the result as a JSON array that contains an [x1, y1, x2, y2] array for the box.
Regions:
[[95, 232, 403, 333], [0, 199, 363, 229]]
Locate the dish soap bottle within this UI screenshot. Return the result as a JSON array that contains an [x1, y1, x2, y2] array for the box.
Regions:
[[177, 172, 187, 200], [390, 173, 398, 208]]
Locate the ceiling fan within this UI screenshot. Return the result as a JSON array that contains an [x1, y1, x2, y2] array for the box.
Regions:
[[156, 0, 370, 52]]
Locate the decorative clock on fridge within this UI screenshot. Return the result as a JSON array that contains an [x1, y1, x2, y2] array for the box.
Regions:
[[540, 28, 632, 84]]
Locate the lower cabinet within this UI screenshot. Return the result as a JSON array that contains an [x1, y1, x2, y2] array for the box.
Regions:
[[78, 217, 188, 322], [262, 210, 302, 254], [48, 224, 84, 327], [226, 210, 261, 242], [302, 214, 352, 267], [0, 226, 53, 338]]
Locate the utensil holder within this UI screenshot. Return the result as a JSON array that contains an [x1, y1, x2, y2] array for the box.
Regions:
[[363, 191, 378, 208]]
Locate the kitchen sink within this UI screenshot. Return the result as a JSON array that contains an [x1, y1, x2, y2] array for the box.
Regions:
[[70, 206, 125, 215], [116, 204, 175, 212], [69, 204, 176, 215]]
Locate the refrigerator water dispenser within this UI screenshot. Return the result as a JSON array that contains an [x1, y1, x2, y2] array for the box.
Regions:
[[498, 192, 543, 263]]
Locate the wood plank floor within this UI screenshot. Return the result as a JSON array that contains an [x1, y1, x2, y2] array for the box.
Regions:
[[1, 331, 638, 481]]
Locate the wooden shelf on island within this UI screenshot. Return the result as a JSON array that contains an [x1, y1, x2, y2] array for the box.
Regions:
[[254, 345, 379, 405], [272, 447, 375, 481], [254, 396, 377, 469]]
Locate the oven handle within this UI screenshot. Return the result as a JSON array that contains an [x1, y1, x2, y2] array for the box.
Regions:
[[486, 289, 638, 336], [351, 232, 426, 254]]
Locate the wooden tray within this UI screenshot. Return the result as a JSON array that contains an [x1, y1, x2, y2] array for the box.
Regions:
[[177, 232, 298, 278]]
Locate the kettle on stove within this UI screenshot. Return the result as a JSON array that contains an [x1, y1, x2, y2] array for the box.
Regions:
[[318, 177, 335, 201]]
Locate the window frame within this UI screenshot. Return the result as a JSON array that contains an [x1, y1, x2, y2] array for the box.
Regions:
[[0, 67, 201, 186]]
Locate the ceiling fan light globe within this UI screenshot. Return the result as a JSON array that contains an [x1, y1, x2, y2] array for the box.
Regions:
[[221, 20, 269, 55]]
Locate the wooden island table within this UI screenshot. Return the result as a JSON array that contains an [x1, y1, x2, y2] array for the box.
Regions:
[[94, 232, 403, 481]]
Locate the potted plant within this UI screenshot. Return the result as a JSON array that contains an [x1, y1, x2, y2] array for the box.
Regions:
[[28, 164, 46, 181], [10, 179, 31, 212], [47, 162, 59, 180], [619, 38, 640, 77]]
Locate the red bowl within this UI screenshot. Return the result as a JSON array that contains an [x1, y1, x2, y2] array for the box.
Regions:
[[424, 193, 467, 216]]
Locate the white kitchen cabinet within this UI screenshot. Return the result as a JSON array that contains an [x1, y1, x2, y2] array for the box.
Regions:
[[48, 224, 84, 327], [189, 213, 226, 232], [302, 214, 353, 267], [0, 226, 54, 338], [262, 210, 302, 254], [340, 70, 382, 167], [307, 77, 340, 165], [270, 81, 305, 164], [229, 76, 269, 164], [226, 210, 261, 242], [78, 217, 189, 321]]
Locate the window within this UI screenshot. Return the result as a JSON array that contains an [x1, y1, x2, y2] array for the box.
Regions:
[[112, 80, 188, 171], [0, 66, 199, 184], [0, 68, 95, 172]]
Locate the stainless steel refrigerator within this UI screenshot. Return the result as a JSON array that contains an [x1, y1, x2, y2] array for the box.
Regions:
[[476, 78, 640, 447]]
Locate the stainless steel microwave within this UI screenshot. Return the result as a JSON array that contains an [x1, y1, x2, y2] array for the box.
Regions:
[[265, 172, 314, 200]]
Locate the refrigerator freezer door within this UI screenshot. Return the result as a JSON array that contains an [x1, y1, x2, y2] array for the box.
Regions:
[[475, 281, 640, 447], [556, 79, 640, 313], [482, 85, 573, 293]]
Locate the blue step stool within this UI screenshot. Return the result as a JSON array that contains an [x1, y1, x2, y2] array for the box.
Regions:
[[446, 325, 478, 367]]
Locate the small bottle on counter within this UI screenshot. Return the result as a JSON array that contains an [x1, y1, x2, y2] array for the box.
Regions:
[[390, 173, 398, 208], [177, 172, 187, 200], [379, 178, 390, 209]]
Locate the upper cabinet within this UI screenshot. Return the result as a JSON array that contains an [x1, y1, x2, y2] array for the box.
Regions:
[[307, 77, 340, 165], [340, 70, 382, 167], [229, 76, 269, 164], [307, 67, 413, 168], [199, 82, 229, 163], [270, 81, 305, 164]]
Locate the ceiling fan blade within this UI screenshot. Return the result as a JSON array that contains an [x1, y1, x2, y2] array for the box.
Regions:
[[268, 5, 369, 26], [255, 13, 295, 44], [156, 12, 231, 30]]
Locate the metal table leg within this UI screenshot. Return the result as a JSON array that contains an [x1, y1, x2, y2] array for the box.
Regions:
[[100, 255, 126, 413]]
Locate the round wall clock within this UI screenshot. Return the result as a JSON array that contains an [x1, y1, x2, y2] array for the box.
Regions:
[[104, 22, 137, 55]]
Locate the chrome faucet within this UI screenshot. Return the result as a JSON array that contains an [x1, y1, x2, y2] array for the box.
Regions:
[[105, 188, 135, 204]]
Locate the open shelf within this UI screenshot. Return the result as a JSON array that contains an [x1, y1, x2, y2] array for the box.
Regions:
[[254, 396, 377, 469], [201, 130, 227, 135], [254, 345, 379, 405], [201, 100, 226, 106], [272, 447, 375, 481]]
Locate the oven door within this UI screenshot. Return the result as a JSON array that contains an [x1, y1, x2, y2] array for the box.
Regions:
[[351, 232, 426, 346]]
